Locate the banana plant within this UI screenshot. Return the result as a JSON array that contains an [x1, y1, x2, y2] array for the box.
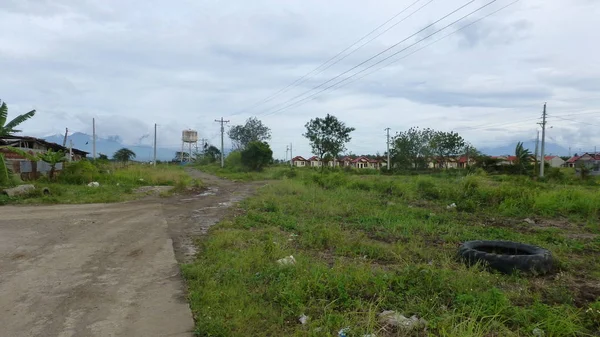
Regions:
[[37, 149, 66, 180], [0, 101, 36, 186]]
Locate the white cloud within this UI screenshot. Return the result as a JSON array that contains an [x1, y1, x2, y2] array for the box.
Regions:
[[1, 0, 599, 158]]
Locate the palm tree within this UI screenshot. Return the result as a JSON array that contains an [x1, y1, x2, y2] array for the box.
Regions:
[[0, 101, 36, 186], [37, 149, 66, 180], [514, 142, 531, 174], [113, 148, 136, 164]]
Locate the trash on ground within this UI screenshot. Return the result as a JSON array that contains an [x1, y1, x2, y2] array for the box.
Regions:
[[524, 218, 536, 225], [87, 182, 100, 187], [338, 327, 350, 337], [532, 328, 545, 337], [446, 203, 457, 209], [277, 255, 296, 266], [299, 314, 308, 325], [378, 310, 427, 331]]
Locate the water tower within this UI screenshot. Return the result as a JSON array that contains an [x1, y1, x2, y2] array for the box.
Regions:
[[181, 129, 198, 163]]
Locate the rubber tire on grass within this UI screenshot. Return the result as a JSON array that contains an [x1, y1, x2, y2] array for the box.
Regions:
[[458, 240, 554, 275]]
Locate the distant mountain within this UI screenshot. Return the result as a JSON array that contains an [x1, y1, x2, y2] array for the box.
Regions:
[[480, 141, 570, 157], [43, 132, 179, 161]]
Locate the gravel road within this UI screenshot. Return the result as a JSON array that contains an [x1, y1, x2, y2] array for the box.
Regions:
[[0, 170, 263, 337]]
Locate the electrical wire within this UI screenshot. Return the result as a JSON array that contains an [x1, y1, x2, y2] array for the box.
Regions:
[[550, 115, 600, 127], [258, 0, 481, 116], [262, 0, 501, 117], [228, 0, 433, 116]]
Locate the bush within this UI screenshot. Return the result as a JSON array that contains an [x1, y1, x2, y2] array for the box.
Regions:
[[241, 141, 273, 171], [59, 160, 100, 184], [225, 151, 244, 171]]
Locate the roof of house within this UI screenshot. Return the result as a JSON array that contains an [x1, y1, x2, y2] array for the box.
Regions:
[[307, 156, 320, 161], [291, 156, 306, 161], [0, 135, 89, 155], [566, 155, 580, 163], [544, 156, 563, 161]]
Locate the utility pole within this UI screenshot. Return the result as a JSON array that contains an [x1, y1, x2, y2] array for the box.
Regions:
[[385, 128, 391, 170], [92, 118, 96, 160], [62, 128, 69, 147], [68, 139, 73, 162], [286, 145, 289, 164], [215, 117, 230, 168], [539, 102, 547, 178], [153, 123, 157, 167], [290, 143, 293, 168], [534, 130, 540, 176]]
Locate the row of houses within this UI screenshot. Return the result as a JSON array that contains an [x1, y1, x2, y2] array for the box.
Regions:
[[290, 154, 593, 170], [0, 135, 88, 180], [292, 156, 385, 169], [489, 155, 566, 168]]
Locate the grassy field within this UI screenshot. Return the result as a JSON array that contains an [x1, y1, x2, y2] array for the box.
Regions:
[[196, 163, 299, 181], [0, 162, 199, 205], [183, 170, 600, 336]]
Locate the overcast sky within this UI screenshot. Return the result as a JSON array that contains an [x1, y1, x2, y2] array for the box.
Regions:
[[1, 0, 599, 157]]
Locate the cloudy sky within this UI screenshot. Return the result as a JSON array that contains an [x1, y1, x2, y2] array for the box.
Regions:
[[1, 0, 599, 157]]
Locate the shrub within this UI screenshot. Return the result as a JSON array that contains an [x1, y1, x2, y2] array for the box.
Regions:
[[241, 141, 273, 171], [225, 151, 244, 171], [59, 160, 99, 184]]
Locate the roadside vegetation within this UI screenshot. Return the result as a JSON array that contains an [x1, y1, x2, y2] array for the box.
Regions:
[[0, 160, 198, 205], [183, 168, 600, 336]]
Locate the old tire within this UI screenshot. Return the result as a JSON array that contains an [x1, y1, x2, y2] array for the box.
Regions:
[[458, 240, 554, 275]]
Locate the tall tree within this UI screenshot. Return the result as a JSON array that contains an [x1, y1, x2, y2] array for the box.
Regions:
[[430, 131, 465, 168], [241, 141, 273, 171], [390, 127, 434, 169], [37, 149, 66, 180], [228, 117, 271, 150], [303, 114, 355, 166], [113, 148, 136, 164], [0, 101, 37, 185], [514, 142, 531, 174]]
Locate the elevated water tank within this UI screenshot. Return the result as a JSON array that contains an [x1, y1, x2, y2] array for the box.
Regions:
[[182, 130, 198, 143]]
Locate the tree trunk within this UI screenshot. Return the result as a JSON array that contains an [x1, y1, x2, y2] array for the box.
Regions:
[[49, 165, 56, 180]]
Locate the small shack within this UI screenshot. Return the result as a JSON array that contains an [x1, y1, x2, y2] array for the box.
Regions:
[[0, 135, 88, 180]]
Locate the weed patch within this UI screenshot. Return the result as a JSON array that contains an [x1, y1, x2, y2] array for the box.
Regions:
[[183, 174, 600, 336]]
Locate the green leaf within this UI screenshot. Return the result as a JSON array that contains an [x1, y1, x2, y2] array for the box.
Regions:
[[4, 109, 36, 133], [0, 102, 7, 130]]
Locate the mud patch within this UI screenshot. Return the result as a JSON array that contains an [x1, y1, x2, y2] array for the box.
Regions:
[[134, 186, 174, 194]]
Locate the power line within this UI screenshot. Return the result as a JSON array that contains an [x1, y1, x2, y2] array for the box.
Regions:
[[258, 0, 481, 116], [262, 0, 500, 117], [229, 0, 433, 116], [338, 0, 520, 91], [550, 115, 600, 127]]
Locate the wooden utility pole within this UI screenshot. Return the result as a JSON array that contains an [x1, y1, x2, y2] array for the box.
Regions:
[[215, 118, 230, 168], [92, 118, 96, 160], [62, 128, 68, 147], [539, 103, 547, 178], [534, 130, 540, 176], [290, 143, 293, 168], [153, 123, 157, 167], [385, 128, 391, 171]]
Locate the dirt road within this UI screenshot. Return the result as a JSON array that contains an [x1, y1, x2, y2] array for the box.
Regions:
[[0, 170, 262, 337]]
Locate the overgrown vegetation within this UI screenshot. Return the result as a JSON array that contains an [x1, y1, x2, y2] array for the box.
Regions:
[[0, 161, 198, 205], [183, 171, 600, 336]]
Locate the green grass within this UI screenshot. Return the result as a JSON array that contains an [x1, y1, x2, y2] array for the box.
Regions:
[[183, 172, 600, 336], [0, 163, 200, 205], [195, 163, 301, 181]]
